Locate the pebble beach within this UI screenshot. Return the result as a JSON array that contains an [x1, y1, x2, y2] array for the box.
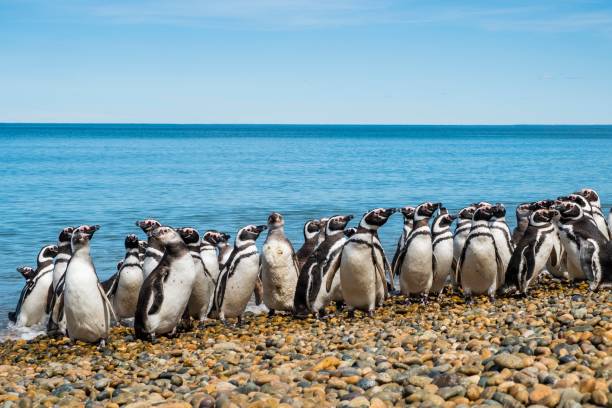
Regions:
[[0, 277, 610, 408]]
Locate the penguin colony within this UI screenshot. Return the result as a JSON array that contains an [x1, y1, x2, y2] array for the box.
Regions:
[[8, 188, 612, 344]]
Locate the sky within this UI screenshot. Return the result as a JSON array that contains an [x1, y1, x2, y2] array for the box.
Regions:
[[1, 0, 611, 124]]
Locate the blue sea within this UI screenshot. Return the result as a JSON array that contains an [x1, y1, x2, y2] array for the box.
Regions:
[[2, 124, 612, 338]]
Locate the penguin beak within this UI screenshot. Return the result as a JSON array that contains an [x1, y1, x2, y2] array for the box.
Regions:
[[346, 215, 354, 221], [384, 208, 398, 216], [255, 225, 267, 233], [448, 214, 457, 221]]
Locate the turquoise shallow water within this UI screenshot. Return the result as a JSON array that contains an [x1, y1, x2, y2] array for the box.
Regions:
[[1, 124, 611, 334]]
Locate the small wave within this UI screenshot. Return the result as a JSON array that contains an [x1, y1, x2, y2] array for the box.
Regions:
[[0, 322, 46, 342]]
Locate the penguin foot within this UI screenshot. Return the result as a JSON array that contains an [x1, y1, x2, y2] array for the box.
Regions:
[[98, 339, 106, 349], [366, 310, 374, 318], [335, 301, 345, 311], [268, 309, 276, 317], [236, 316, 243, 327], [347, 310, 355, 319], [220, 319, 231, 328], [488, 294, 496, 303], [464, 296, 474, 305], [420, 295, 429, 305]]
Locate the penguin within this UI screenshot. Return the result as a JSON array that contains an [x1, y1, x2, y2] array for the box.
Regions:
[[390, 206, 415, 275], [47, 226, 75, 335], [501, 208, 559, 296], [576, 188, 610, 240], [138, 240, 147, 266], [293, 215, 353, 318], [261, 212, 300, 315], [10, 245, 58, 326], [554, 201, 610, 286], [529, 200, 566, 279], [558, 194, 599, 230], [177, 227, 215, 321], [136, 219, 163, 278], [609, 208, 612, 239], [396, 202, 439, 303], [430, 208, 456, 296], [217, 232, 233, 268], [317, 218, 330, 247], [456, 206, 502, 301], [212, 225, 267, 325], [453, 205, 477, 266], [295, 219, 322, 270], [326, 208, 396, 316], [343, 227, 358, 238], [62, 225, 115, 344], [200, 230, 228, 284], [512, 203, 532, 244], [104, 234, 145, 320], [134, 226, 197, 340], [489, 203, 514, 289]]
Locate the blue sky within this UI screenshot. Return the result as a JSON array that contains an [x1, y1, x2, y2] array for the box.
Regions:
[[1, 0, 611, 124]]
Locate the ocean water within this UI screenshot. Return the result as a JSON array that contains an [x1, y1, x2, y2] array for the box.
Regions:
[[2, 124, 612, 339]]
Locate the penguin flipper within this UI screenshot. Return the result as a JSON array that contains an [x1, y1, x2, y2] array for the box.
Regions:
[[97, 282, 117, 322], [147, 265, 170, 316], [579, 240, 600, 288], [253, 275, 264, 305], [382, 253, 394, 292], [214, 268, 230, 314], [325, 250, 342, 293], [432, 252, 438, 285], [101, 273, 119, 298], [45, 283, 55, 314], [493, 240, 505, 290], [392, 246, 407, 286]]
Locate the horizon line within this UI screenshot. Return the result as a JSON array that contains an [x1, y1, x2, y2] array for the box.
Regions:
[[2, 122, 612, 127]]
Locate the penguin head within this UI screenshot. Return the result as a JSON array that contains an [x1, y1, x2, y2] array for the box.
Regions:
[[58, 226, 75, 243], [576, 188, 600, 205], [529, 199, 555, 211], [136, 219, 162, 236], [39, 244, 59, 264], [124, 234, 140, 249], [472, 201, 493, 208], [413, 202, 440, 222], [490, 203, 506, 218], [326, 215, 354, 237], [472, 206, 493, 222], [398, 206, 415, 223], [150, 226, 182, 246], [267, 212, 285, 229], [138, 240, 147, 253], [359, 208, 397, 230], [236, 224, 267, 246], [516, 203, 532, 218], [203, 230, 231, 246], [17, 266, 36, 280], [558, 194, 591, 211], [176, 227, 200, 245], [343, 227, 358, 238], [432, 208, 455, 231], [458, 206, 477, 220], [71, 225, 100, 247], [303, 219, 322, 240], [554, 201, 583, 221], [117, 260, 124, 271], [530, 209, 559, 226]]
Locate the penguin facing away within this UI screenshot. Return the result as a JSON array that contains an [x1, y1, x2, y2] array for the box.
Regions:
[[200, 230, 228, 284], [501, 209, 559, 296], [62, 225, 115, 344], [576, 188, 610, 240], [295, 219, 322, 270], [512, 203, 532, 245], [216, 232, 233, 268], [489, 203, 514, 289], [391, 206, 415, 276], [261, 212, 300, 315], [177, 227, 215, 321], [430, 208, 456, 296], [136, 219, 163, 278], [212, 225, 267, 325], [105, 234, 145, 320], [396, 202, 440, 302], [10, 244, 58, 327], [327, 208, 396, 316], [47, 226, 76, 335], [134, 226, 196, 340], [457, 206, 502, 301], [293, 214, 353, 318], [453, 205, 477, 266]]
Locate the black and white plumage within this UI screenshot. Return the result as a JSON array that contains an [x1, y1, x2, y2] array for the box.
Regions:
[[295, 219, 322, 271], [136, 219, 163, 278], [261, 212, 300, 314], [212, 225, 266, 325], [396, 202, 439, 302], [576, 188, 610, 240], [177, 227, 215, 321], [200, 230, 229, 284], [501, 209, 559, 296], [104, 234, 144, 320], [216, 232, 233, 268], [391, 206, 415, 276], [511, 203, 532, 245], [134, 226, 196, 340], [453, 205, 477, 267], [327, 208, 396, 316], [46, 227, 75, 335], [430, 208, 456, 296], [456, 206, 502, 301], [489, 203, 514, 289], [10, 245, 58, 327], [62, 225, 115, 343], [293, 215, 353, 318]]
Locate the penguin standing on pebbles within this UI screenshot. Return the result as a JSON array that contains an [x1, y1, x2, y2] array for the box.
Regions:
[[135, 226, 196, 340], [136, 219, 162, 278], [457, 206, 502, 302], [489, 203, 514, 289], [391, 206, 415, 275], [177, 227, 215, 321], [200, 230, 228, 284], [10, 245, 58, 326], [212, 225, 267, 325], [62, 225, 115, 344], [396, 202, 439, 303], [104, 234, 145, 320], [293, 215, 353, 318], [501, 208, 559, 296], [327, 208, 396, 316], [295, 219, 322, 270], [576, 188, 610, 240], [216, 232, 233, 267], [430, 208, 456, 296], [453, 206, 476, 266], [512, 203, 532, 244], [261, 212, 300, 315]]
